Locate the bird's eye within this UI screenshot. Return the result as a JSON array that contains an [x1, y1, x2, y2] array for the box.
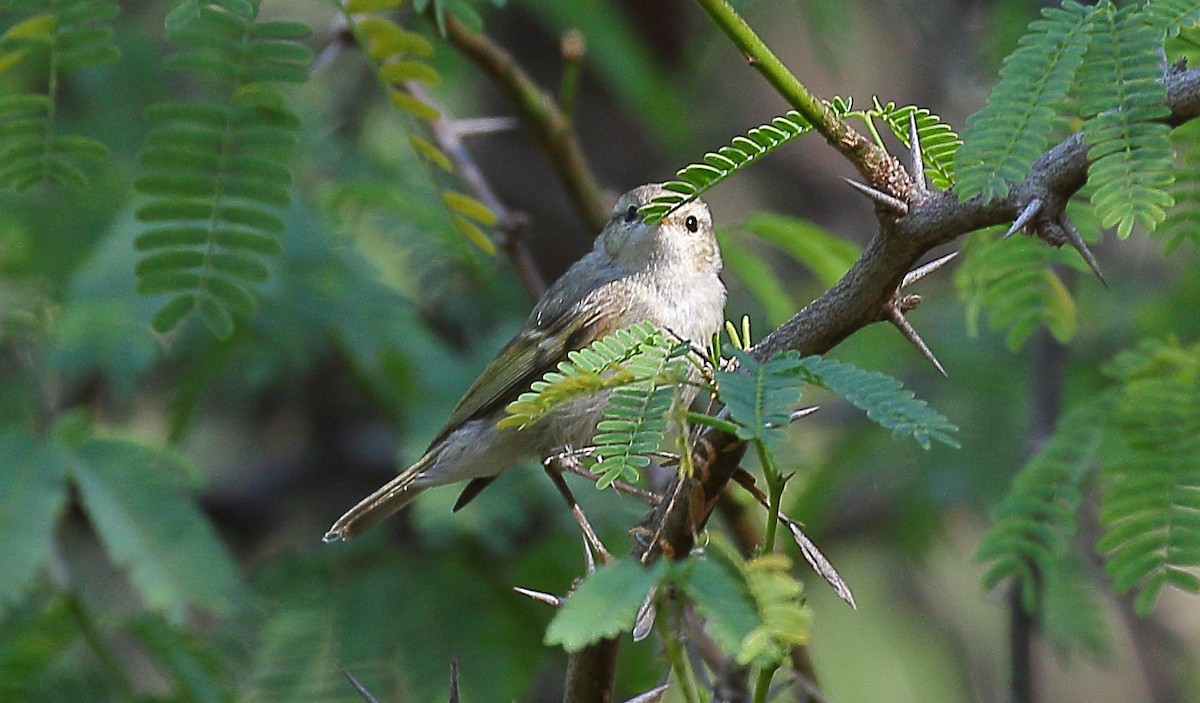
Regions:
[[624, 205, 639, 223], [685, 215, 699, 232]]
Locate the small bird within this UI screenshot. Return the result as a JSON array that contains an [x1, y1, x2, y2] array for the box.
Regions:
[[324, 184, 726, 542]]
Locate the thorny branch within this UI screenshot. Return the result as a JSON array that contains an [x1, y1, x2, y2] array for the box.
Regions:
[[427, 3, 1200, 702]]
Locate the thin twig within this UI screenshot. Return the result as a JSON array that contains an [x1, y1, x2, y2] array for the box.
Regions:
[[443, 15, 611, 233]]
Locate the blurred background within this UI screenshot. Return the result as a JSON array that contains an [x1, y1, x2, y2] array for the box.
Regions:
[[2, 0, 1199, 701]]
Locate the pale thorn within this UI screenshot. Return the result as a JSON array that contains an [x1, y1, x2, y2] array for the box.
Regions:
[[624, 684, 671, 703], [766, 406, 820, 429], [843, 177, 909, 215], [901, 251, 958, 289], [631, 587, 657, 642], [582, 534, 596, 573], [908, 112, 926, 190], [449, 659, 461, 703], [885, 306, 948, 378], [781, 515, 856, 609], [790, 405, 821, 423], [451, 116, 520, 137], [1005, 198, 1043, 239], [342, 668, 382, 703], [513, 586, 564, 607], [1060, 214, 1107, 287]]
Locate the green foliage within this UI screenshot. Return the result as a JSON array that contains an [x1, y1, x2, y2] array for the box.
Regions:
[[979, 339, 1200, 636], [502, 322, 690, 488], [639, 104, 853, 224], [856, 99, 962, 189], [0, 0, 118, 190], [956, 1, 1092, 202], [501, 322, 681, 427], [133, 1, 310, 339], [680, 543, 810, 670], [797, 355, 961, 449], [344, 5, 499, 254], [1144, 0, 1200, 37], [591, 342, 688, 488], [955, 227, 1079, 350], [1098, 340, 1200, 614], [0, 430, 67, 610], [957, 0, 1183, 239], [975, 399, 1111, 654], [1078, 2, 1174, 238], [69, 437, 243, 622], [544, 559, 667, 652], [1161, 120, 1200, 251], [716, 348, 806, 451]]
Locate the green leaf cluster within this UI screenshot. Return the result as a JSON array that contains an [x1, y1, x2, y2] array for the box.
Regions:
[[0, 426, 242, 621], [955, 226, 1079, 350], [956, 0, 1187, 239], [502, 321, 690, 487], [978, 338, 1200, 640], [639, 106, 852, 225], [681, 542, 810, 670], [796, 355, 961, 450], [343, 0, 499, 254], [543, 559, 666, 652], [133, 0, 311, 339], [855, 99, 962, 190], [0, 0, 117, 190], [716, 348, 806, 451]]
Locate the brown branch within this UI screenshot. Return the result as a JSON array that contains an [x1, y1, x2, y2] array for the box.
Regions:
[[562, 62, 1200, 703], [443, 16, 612, 234], [406, 82, 547, 298]]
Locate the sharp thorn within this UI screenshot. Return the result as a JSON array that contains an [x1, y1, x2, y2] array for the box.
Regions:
[[843, 177, 908, 215], [887, 308, 948, 377], [790, 406, 820, 423], [449, 659, 460, 703], [342, 668, 383, 703], [582, 535, 597, 573], [631, 587, 658, 642], [1060, 215, 1107, 287], [901, 251, 958, 289], [624, 683, 672, 703], [908, 112, 926, 188], [1005, 198, 1043, 239], [513, 586, 563, 607]]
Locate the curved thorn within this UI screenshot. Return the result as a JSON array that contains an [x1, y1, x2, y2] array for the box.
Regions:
[[624, 684, 672, 703], [343, 669, 383, 703], [789, 406, 820, 423], [901, 251, 958, 289], [886, 307, 948, 377], [1059, 215, 1107, 287], [908, 112, 926, 188], [1005, 198, 1043, 239], [843, 177, 908, 215], [513, 586, 564, 607]]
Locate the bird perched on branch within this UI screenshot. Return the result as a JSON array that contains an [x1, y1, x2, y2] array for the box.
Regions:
[[324, 183, 726, 542]]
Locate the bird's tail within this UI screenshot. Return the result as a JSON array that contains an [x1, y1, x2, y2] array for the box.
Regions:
[[323, 452, 434, 542]]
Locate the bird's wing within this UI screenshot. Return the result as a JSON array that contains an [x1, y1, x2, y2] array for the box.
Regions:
[[429, 279, 629, 447]]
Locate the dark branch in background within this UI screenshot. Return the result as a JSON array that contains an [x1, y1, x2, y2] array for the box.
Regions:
[[443, 15, 612, 234], [406, 82, 547, 298]]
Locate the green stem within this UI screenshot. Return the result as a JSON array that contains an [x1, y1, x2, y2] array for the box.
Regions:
[[755, 440, 782, 553], [661, 597, 701, 703], [64, 594, 136, 700], [691, 0, 889, 178], [686, 411, 741, 436], [753, 665, 778, 703]]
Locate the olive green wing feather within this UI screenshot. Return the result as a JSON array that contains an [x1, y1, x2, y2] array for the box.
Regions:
[[429, 283, 628, 448]]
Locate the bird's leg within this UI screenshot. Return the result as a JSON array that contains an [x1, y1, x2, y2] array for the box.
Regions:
[[544, 455, 612, 563]]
